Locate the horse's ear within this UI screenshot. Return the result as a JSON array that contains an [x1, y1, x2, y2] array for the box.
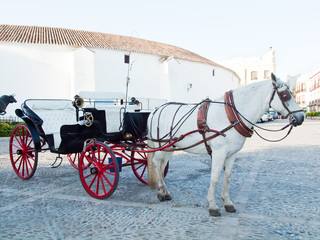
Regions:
[[271, 73, 277, 85]]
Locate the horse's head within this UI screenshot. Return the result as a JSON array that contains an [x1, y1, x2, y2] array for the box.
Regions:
[[269, 73, 304, 127]]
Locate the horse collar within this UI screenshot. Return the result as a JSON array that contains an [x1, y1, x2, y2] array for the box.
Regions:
[[224, 90, 253, 138]]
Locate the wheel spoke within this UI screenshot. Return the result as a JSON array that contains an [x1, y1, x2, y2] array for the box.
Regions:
[[26, 156, 34, 171], [102, 170, 116, 177], [88, 174, 98, 189], [11, 142, 22, 150], [13, 135, 22, 148], [101, 172, 113, 188], [134, 162, 145, 171], [140, 164, 147, 177], [21, 156, 26, 177], [26, 151, 36, 161], [25, 134, 32, 149], [17, 156, 23, 172], [96, 174, 100, 195], [84, 154, 98, 167], [100, 151, 108, 165], [24, 157, 30, 177], [83, 172, 93, 179], [100, 175, 107, 195], [14, 155, 22, 165]]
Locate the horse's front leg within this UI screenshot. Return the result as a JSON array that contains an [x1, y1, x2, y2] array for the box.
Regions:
[[221, 153, 237, 213], [207, 150, 225, 216]]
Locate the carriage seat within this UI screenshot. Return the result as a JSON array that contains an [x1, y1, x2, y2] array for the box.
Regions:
[[24, 99, 78, 149], [77, 91, 139, 133], [94, 105, 139, 133]]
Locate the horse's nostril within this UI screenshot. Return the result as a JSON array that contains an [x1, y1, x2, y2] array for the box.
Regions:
[[290, 112, 305, 126]]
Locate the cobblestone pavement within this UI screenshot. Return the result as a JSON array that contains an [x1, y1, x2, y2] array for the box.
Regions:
[[0, 119, 319, 239]]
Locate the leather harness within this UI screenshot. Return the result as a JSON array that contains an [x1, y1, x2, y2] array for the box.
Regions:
[[196, 92, 253, 156], [197, 98, 213, 156], [224, 90, 253, 138], [151, 91, 254, 156]]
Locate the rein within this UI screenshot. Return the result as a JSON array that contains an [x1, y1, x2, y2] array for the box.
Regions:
[[233, 109, 294, 142]]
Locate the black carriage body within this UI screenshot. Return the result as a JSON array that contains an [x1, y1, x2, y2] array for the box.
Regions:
[[122, 112, 150, 141], [16, 99, 150, 154]]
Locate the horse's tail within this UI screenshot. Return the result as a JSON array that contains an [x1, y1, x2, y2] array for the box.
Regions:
[[147, 140, 158, 190]]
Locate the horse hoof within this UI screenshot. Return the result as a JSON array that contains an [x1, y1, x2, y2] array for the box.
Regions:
[[165, 194, 172, 201], [157, 193, 166, 202], [157, 193, 172, 202], [209, 209, 221, 217], [224, 205, 236, 213]]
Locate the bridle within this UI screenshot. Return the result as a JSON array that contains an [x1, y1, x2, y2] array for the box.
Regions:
[[228, 81, 304, 142], [269, 82, 304, 118]]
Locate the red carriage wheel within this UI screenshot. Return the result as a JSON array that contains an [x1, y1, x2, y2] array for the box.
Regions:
[[131, 147, 169, 185], [67, 152, 81, 169], [79, 141, 119, 199], [9, 124, 38, 180]]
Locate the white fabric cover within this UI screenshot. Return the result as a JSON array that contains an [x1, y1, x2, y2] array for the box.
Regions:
[[26, 100, 77, 149]]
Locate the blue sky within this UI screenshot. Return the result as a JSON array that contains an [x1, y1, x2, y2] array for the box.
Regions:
[[1, 0, 319, 80]]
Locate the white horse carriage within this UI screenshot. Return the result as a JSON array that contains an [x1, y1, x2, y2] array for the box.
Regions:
[[9, 73, 304, 216]]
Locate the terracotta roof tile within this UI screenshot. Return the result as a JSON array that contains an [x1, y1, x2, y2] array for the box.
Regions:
[[0, 24, 220, 67]]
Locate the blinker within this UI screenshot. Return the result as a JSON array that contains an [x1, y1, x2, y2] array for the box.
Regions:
[[278, 89, 291, 102]]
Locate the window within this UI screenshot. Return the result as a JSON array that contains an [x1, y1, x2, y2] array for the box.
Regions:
[[124, 54, 130, 64], [264, 70, 270, 80], [251, 71, 258, 80]]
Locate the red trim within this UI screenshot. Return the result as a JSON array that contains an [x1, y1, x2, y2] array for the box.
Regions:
[[309, 71, 320, 79]]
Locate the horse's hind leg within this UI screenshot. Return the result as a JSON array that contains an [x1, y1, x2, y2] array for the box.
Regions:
[[153, 151, 173, 202], [221, 153, 237, 213]]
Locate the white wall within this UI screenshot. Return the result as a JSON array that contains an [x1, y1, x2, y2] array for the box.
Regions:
[[0, 43, 73, 116], [168, 59, 238, 102], [72, 47, 95, 95], [0, 42, 239, 117], [92, 49, 239, 103], [92, 48, 170, 100]]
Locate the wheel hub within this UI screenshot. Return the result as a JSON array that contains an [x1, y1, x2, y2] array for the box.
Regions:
[[16, 149, 23, 155], [90, 167, 98, 174]]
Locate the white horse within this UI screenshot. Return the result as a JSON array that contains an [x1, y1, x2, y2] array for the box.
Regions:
[[147, 73, 304, 216]]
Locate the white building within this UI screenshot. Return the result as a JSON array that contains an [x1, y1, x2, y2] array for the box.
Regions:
[[292, 67, 320, 112], [0, 24, 239, 116], [293, 73, 310, 112], [217, 48, 276, 86], [308, 70, 320, 112]]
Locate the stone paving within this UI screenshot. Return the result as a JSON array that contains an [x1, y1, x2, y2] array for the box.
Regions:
[[0, 119, 319, 239]]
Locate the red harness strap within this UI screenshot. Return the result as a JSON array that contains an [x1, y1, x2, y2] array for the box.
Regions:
[[197, 98, 212, 156], [224, 90, 253, 138]]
